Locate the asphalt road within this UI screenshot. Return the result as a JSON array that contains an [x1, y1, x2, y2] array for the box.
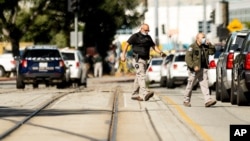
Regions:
[[0, 76, 249, 141]]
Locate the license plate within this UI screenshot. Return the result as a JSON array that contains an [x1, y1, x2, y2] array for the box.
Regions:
[[39, 62, 47, 70]]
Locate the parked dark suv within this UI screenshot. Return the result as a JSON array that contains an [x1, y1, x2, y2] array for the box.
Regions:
[[231, 31, 250, 105], [216, 30, 249, 102], [16, 45, 70, 89]]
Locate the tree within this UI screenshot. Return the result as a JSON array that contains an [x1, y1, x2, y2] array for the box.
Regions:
[[0, 0, 144, 57], [78, 0, 144, 56], [244, 22, 250, 29], [0, 0, 71, 56]]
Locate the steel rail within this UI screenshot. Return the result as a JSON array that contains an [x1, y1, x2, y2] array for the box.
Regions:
[[0, 90, 78, 140], [107, 86, 120, 141]]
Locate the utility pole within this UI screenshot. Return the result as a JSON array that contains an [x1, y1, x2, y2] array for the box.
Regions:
[[203, 0, 207, 34], [74, 12, 78, 49], [68, 0, 79, 49], [155, 0, 159, 46]]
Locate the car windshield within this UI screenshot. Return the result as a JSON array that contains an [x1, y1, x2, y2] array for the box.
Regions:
[[152, 59, 162, 65], [23, 50, 61, 58], [61, 53, 75, 60], [175, 55, 185, 62]]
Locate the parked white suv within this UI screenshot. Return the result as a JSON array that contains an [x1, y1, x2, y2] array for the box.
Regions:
[[146, 57, 163, 85], [207, 44, 223, 90], [166, 51, 188, 88], [160, 54, 174, 87], [0, 52, 16, 77], [60, 48, 87, 87]]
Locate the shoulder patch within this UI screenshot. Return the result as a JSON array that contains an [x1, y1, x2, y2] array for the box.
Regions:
[[188, 47, 192, 51]]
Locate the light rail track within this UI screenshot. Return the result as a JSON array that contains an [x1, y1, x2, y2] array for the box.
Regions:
[[0, 88, 83, 140]]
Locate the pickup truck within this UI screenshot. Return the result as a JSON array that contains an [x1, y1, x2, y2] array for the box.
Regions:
[[0, 53, 16, 77]]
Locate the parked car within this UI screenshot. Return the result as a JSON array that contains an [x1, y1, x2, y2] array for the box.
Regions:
[[231, 30, 250, 105], [216, 30, 249, 102], [60, 48, 87, 87], [207, 44, 223, 90], [166, 51, 188, 88], [159, 54, 174, 87], [146, 57, 163, 85], [16, 45, 70, 89], [0, 52, 16, 77]]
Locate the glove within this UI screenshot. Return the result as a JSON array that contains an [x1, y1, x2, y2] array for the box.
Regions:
[[160, 52, 166, 57]]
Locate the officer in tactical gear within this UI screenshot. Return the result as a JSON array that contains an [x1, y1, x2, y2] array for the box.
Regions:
[[121, 23, 166, 101], [184, 32, 217, 107]]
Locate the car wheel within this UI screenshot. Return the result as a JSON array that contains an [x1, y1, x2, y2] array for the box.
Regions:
[[167, 77, 175, 88], [57, 78, 66, 89], [0, 66, 5, 77], [220, 76, 230, 102], [237, 79, 249, 106], [16, 76, 25, 89], [160, 76, 166, 87], [57, 82, 65, 89], [237, 89, 249, 106], [215, 74, 221, 101], [33, 83, 39, 89], [230, 71, 237, 105], [82, 82, 87, 88], [45, 82, 50, 87]]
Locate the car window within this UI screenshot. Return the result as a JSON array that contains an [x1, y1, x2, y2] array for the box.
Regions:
[[152, 60, 162, 65], [166, 54, 174, 61], [77, 51, 84, 61], [225, 34, 234, 52], [226, 34, 246, 51], [243, 34, 250, 52], [245, 41, 250, 52], [233, 35, 246, 50], [61, 52, 75, 60], [214, 50, 222, 58], [23, 50, 61, 58], [175, 55, 185, 62]]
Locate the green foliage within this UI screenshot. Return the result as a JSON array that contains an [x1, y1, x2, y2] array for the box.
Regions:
[[0, 0, 144, 56], [51, 31, 67, 48], [244, 22, 250, 29]]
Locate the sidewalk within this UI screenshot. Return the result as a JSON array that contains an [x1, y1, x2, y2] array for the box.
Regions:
[[0, 77, 15, 81]]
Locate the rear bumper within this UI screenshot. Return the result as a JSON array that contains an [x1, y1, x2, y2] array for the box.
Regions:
[[146, 72, 161, 83], [172, 76, 188, 84], [208, 69, 216, 87], [19, 73, 65, 84]]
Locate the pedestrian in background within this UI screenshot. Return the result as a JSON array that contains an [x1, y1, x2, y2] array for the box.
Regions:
[[184, 32, 217, 107], [93, 53, 103, 78], [116, 52, 128, 76], [84, 54, 91, 78], [121, 23, 166, 101]]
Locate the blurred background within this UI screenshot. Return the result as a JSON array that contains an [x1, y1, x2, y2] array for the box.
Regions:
[[0, 0, 249, 75]]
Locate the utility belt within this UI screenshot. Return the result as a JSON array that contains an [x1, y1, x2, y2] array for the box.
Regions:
[[132, 52, 148, 62]]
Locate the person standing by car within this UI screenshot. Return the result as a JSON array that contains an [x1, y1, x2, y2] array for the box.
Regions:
[[121, 23, 166, 101], [184, 32, 217, 107], [93, 53, 103, 78]]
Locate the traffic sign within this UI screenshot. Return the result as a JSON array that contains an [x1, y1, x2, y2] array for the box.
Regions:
[[227, 18, 243, 32]]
